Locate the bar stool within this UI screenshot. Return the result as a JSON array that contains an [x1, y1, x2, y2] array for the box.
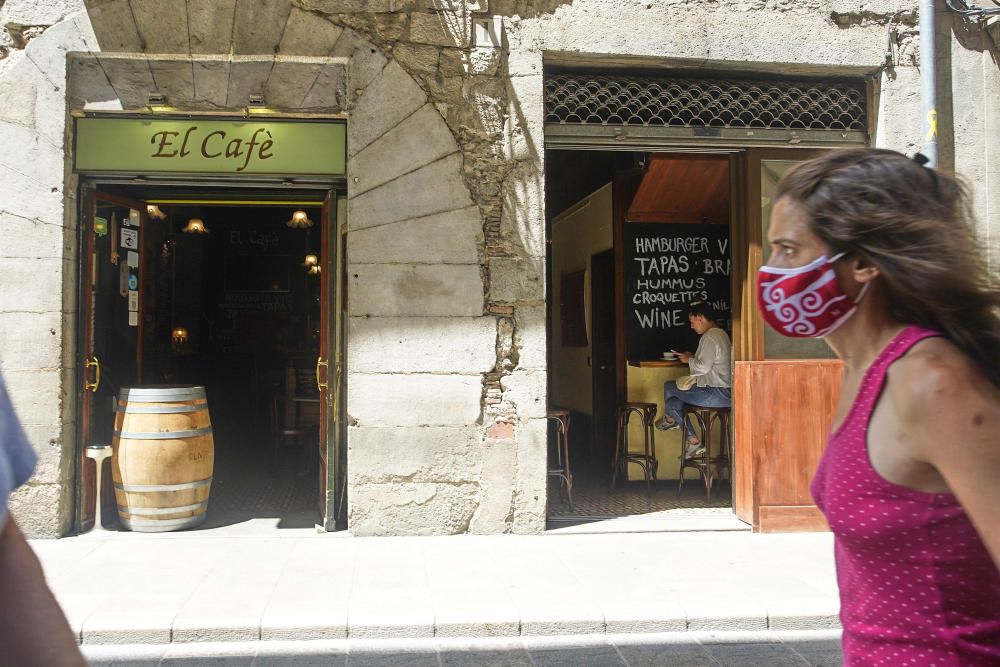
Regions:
[[85, 444, 112, 532], [611, 402, 658, 491], [677, 405, 732, 499], [545, 409, 573, 510]]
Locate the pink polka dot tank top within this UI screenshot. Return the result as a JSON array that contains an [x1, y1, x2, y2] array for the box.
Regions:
[[812, 325, 1000, 666]]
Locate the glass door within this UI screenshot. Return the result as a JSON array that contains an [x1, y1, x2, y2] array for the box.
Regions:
[[79, 190, 147, 530], [733, 149, 841, 532]]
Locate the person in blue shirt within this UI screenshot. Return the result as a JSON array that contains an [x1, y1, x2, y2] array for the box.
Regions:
[[0, 368, 84, 666]]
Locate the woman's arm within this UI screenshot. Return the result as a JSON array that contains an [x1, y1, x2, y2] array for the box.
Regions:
[[686, 333, 719, 376], [0, 519, 86, 666], [900, 341, 1000, 570]]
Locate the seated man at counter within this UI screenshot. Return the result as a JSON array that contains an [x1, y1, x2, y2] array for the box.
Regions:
[[655, 301, 732, 459]]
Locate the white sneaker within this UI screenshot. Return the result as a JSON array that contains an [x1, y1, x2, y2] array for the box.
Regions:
[[683, 443, 706, 459]]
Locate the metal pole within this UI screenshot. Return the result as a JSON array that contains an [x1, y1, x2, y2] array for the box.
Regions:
[[920, 0, 939, 167]]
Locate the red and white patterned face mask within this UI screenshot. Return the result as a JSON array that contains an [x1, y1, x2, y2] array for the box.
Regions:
[[757, 253, 868, 338]]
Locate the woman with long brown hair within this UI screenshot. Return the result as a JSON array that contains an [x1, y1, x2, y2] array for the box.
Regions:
[[758, 148, 1000, 664]]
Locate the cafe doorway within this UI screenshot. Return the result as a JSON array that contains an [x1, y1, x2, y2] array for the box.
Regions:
[[545, 150, 741, 530], [77, 185, 345, 533]]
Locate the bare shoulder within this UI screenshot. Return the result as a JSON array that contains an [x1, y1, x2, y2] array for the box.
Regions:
[[886, 336, 1000, 445]]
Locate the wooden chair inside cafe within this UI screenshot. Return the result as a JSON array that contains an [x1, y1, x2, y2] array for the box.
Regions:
[[269, 359, 319, 471]]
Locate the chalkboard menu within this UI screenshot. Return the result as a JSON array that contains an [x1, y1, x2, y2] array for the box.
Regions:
[[624, 223, 731, 360]]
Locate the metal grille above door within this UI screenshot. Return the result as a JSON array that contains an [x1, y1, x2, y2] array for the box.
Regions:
[[544, 73, 869, 150]]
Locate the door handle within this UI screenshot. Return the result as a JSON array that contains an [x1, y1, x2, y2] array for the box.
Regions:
[[84, 356, 100, 392], [316, 357, 329, 392]]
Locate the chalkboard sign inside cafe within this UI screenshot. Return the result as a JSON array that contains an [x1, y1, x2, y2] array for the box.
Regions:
[[624, 223, 731, 361]]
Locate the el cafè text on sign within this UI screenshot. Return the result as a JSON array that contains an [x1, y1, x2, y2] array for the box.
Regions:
[[74, 118, 346, 176], [150, 126, 274, 173]]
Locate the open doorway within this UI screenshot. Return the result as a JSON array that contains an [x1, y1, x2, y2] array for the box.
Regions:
[[78, 186, 343, 533], [545, 151, 740, 529]]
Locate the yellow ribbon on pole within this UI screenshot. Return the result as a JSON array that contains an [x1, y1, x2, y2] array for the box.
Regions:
[[926, 109, 938, 141]]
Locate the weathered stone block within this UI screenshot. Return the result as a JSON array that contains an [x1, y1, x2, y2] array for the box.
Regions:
[[95, 54, 157, 109], [330, 29, 387, 93], [350, 104, 458, 196], [346, 206, 481, 265], [347, 425, 484, 483], [8, 482, 68, 537], [0, 312, 63, 371], [68, 54, 120, 110], [0, 52, 67, 150], [23, 9, 95, 87], [489, 257, 544, 303], [0, 258, 67, 313], [0, 368, 64, 427], [408, 11, 470, 48], [348, 481, 479, 535], [187, 0, 237, 54], [512, 417, 546, 534], [300, 62, 348, 111], [263, 60, 324, 110], [469, 439, 516, 534], [499, 369, 546, 419], [500, 160, 545, 256], [503, 74, 544, 162], [392, 43, 440, 74], [0, 0, 84, 27], [468, 47, 500, 76], [226, 59, 274, 110], [278, 6, 344, 57], [504, 40, 542, 77], [348, 153, 473, 229], [0, 171, 62, 238], [232, 0, 293, 55], [436, 47, 466, 76], [348, 60, 426, 155], [19, 422, 65, 486], [874, 67, 922, 155], [82, 0, 142, 52], [0, 80, 37, 128], [347, 373, 482, 426], [514, 305, 545, 370], [147, 59, 195, 107], [347, 316, 496, 373], [191, 60, 230, 109], [349, 264, 483, 317], [0, 209, 65, 260], [296, 0, 400, 12], [129, 0, 190, 53]]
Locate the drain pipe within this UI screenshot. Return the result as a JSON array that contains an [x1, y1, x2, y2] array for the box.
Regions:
[[919, 0, 939, 166]]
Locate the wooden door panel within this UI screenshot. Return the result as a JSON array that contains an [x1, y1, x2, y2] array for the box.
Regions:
[[734, 359, 842, 532]]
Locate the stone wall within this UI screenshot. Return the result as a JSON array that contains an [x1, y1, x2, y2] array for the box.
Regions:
[[1, 0, 997, 536], [0, 0, 96, 536]]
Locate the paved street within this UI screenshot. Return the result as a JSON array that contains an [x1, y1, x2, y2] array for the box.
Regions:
[[82, 631, 842, 666], [31, 525, 841, 664]]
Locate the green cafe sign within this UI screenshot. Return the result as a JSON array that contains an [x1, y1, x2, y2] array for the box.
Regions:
[[74, 117, 346, 176]]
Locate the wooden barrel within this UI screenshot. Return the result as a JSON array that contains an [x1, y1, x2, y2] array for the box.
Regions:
[[112, 386, 214, 532]]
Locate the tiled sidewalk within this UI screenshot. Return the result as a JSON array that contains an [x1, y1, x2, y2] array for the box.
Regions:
[[31, 528, 840, 646]]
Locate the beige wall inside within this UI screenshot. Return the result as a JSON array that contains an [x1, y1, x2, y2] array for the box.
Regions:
[[626, 366, 726, 481], [550, 182, 612, 416]]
